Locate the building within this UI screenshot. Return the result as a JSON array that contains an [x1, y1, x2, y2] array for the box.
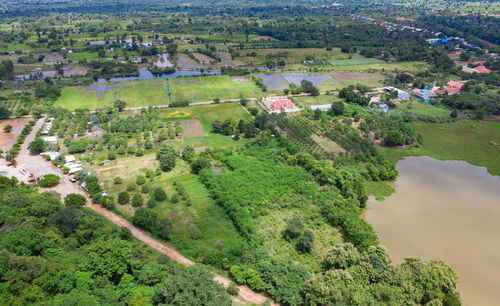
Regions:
[[384, 86, 410, 100], [309, 104, 332, 111], [448, 53, 461, 59], [413, 89, 437, 102], [378, 104, 389, 112], [461, 66, 491, 74], [447, 81, 463, 89], [41, 136, 58, 145], [262, 95, 300, 113]]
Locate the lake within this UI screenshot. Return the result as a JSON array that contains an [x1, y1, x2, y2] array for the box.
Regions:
[[365, 156, 500, 306]]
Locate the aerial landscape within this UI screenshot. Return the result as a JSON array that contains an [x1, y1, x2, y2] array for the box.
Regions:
[[0, 0, 499, 305]]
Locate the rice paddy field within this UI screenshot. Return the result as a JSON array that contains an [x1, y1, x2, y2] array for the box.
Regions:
[[54, 85, 115, 110], [117, 80, 168, 107]]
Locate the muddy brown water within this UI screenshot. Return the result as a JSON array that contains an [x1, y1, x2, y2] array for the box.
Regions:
[[365, 156, 500, 306]]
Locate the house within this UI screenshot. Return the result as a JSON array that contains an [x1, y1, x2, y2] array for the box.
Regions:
[[42, 136, 58, 145], [461, 66, 491, 74], [447, 81, 463, 89], [310, 104, 332, 111], [262, 95, 300, 113], [448, 53, 461, 59], [42, 151, 60, 160], [413, 89, 437, 102], [384, 86, 410, 100]]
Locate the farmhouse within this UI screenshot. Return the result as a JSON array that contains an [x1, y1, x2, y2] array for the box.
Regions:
[[461, 66, 491, 74], [262, 95, 300, 113], [413, 89, 437, 102]]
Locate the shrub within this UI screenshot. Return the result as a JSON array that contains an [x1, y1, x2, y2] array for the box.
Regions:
[[108, 151, 116, 160], [100, 195, 115, 209], [127, 182, 136, 191], [64, 193, 86, 207], [132, 193, 144, 207], [136, 175, 146, 185], [170, 193, 180, 204], [296, 230, 314, 253], [118, 191, 130, 204], [127, 146, 136, 154], [190, 158, 211, 174], [116, 146, 126, 155], [146, 169, 154, 178], [135, 148, 144, 156], [283, 217, 304, 240], [147, 198, 157, 208], [38, 174, 60, 187], [114, 177, 123, 184], [249, 107, 258, 116], [227, 282, 239, 296], [154, 187, 167, 201]]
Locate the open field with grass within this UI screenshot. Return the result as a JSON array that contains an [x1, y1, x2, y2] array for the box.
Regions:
[[381, 121, 500, 176], [364, 181, 396, 201], [397, 101, 452, 118], [292, 94, 343, 107], [54, 85, 115, 110], [328, 58, 384, 66], [169, 75, 263, 103], [118, 80, 168, 107]]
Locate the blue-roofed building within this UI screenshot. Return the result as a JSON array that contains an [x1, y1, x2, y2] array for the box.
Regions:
[[413, 90, 437, 102], [378, 104, 390, 112], [437, 38, 449, 44]]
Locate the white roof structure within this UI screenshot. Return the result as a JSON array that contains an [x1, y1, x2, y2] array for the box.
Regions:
[[309, 104, 332, 111], [42, 136, 58, 144], [65, 155, 76, 163], [43, 151, 60, 160]]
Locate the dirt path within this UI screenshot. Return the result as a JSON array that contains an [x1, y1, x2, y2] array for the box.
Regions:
[[98, 164, 124, 171]]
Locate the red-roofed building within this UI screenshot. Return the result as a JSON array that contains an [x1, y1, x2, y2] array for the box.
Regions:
[[262, 95, 300, 113], [271, 99, 296, 111], [447, 88, 461, 94], [473, 66, 491, 73], [435, 89, 446, 95], [448, 53, 461, 59], [447, 81, 464, 89]]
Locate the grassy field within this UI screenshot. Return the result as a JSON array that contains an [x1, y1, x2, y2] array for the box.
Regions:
[[292, 94, 343, 107], [396, 101, 451, 118], [54, 85, 115, 110], [381, 121, 500, 176], [118, 80, 168, 107], [327, 61, 428, 72], [364, 181, 396, 201], [328, 58, 384, 66], [169, 75, 263, 103], [68, 51, 100, 61], [159, 103, 252, 125]]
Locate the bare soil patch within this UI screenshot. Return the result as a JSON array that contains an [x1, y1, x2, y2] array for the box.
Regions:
[[182, 119, 208, 137], [253, 36, 277, 41], [63, 66, 88, 77], [193, 52, 215, 64], [312, 134, 346, 153], [0, 118, 29, 151], [176, 54, 207, 69]]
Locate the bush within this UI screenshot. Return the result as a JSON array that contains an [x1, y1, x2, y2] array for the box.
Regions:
[[64, 193, 86, 207], [127, 146, 136, 154], [227, 282, 239, 296], [132, 193, 144, 207], [100, 195, 115, 209], [118, 191, 130, 204], [154, 187, 167, 201], [141, 185, 149, 194], [170, 193, 180, 204], [283, 217, 304, 240], [147, 198, 157, 208], [296, 230, 314, 253], [190, 158, 211, 174], [136, 175, 146, 185], [135, 148, 144, 156], [38, 174, 60, 187], [127, 182, 136, 191], [114, 177, 123, 184], [108, 151, 117, 160], [249, 107, 258, 116]]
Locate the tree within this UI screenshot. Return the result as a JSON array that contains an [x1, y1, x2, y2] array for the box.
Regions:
[[190, 158, 211, 174], [170, 193, 180, 204], [0, 106, 11, 119], [82, 238, 131, 282], [154, 187, 167, 201], [181, 145, 196, 163], [100, 195, 115, 209], [152, 265, 231, 306], [147, 198, 157, 208], [31, 105, 44, 119], [132, 193, 143, 207], [118, 191, 130, 204], [137, 261, 169, 286], [64, 193, 86, 207], [3, 124, 12, 133], [283, 217, 304, 240], [331, 101, 344, 116], [156, 144, 177, 172], [323, 243, 361, 270], [136, 175, 146, 185], [53, 206, 84, 237], [38, 174, 60, 187], [314, 108, 322, 120], [28, 138, 45, 153], [297, 230, 314, 253], [108, 151, 116, 160], [384, 130, 403, 147]]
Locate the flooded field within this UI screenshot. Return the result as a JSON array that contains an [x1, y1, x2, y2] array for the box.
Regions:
[[365, 156, 500, 306]]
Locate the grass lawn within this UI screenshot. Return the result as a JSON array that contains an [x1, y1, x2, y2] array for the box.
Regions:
[[118, 80, 168, 107], [396, 101, 451, 118], [159, 102, 253, 124], [292, 94, 343, 107], [54, 85, 114, 110], [328, 61, 428, 72], [328, 57, 384, 66], [381, 121, 500, 176], [169, 75, 263, 103], [68, 51, 100, 61]]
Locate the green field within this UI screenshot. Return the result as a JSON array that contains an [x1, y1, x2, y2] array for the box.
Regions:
[[329, 58, 384, 66], [68, 51, 100, 61], [169, 75, 263, 103], [118, 80, 168, 107], [292, 94, 343, 107], [159, 102, 252, 124], [382, 121, 500, 176], [397, 101, 452, 118], [55, 85, 115, 110]]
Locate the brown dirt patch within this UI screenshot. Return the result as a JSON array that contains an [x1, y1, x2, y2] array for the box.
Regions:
[[0, 118, 30, 151], [182, 119, 208, 137], [192, 52, 215, 64], [253, 36, 277, 41], [62, 66, 88, 77], [312, 134, 345, 153], [176, 54, 207, 69]]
